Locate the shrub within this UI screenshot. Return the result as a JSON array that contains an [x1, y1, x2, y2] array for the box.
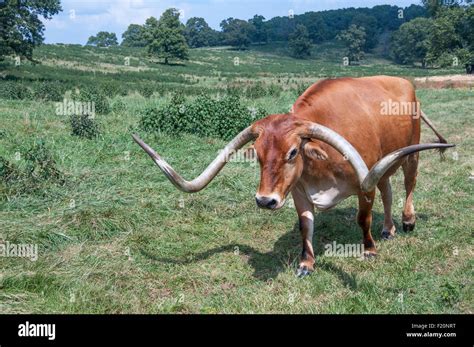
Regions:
[[33, 81, 65, 101], [139, 84, 155, 98], [139, 94, 266, 140], [76, 85, 110, 114], [0, 81, 32, 100], [70, 114, 100, 139], [100, 82, 127, 97], [110, 98, 126, 113]]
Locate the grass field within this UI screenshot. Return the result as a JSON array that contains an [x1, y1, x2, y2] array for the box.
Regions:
[[1, 42, 466, 94], [0, 44, 473, 314]]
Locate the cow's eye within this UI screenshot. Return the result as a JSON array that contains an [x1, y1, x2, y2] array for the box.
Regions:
[[288, 148, 298, 161]]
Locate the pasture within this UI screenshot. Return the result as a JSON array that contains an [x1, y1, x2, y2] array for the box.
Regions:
[[0, 44, 472, 313]]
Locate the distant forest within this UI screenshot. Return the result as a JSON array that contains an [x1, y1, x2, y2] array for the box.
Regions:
[[121, 5, 427, 50]]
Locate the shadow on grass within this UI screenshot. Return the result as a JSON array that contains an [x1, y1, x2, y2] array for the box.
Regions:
[[140, 207, 423, 283]]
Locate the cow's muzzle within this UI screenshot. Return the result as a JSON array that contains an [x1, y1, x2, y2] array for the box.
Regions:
[[255, 193, 283, 210]]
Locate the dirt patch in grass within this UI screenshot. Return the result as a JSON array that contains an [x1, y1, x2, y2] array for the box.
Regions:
[[413, 74, 474, 89]]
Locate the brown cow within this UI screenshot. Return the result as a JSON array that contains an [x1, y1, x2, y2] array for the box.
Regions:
[[133, 76, 454, 277]]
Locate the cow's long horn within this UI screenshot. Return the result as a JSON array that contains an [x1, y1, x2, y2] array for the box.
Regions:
[[361, 143, 454, 192], [300, 122, 455, 192], [132, 127, 256, 193]]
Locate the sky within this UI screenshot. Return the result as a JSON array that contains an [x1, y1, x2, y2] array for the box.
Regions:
[[43, 0, 421, 45]]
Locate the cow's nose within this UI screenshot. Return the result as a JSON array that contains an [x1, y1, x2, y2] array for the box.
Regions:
[[255, 196, 279, 209]]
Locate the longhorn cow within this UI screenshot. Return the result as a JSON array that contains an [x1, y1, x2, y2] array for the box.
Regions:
[[132, 76, 454, 277]]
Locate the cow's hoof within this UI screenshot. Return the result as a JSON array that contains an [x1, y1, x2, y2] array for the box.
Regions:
[[363, 251, 377, 259], [381, 226, 396, 240], [402, 222, 415, 232], [381, 231, 394, 240], [296, 265, 312, 278]]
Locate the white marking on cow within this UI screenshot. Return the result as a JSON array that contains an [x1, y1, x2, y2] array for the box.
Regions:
[[300, 179, 352, 211]]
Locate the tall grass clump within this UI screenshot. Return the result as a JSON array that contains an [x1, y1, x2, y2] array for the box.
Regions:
[[0, 139, 65, 197]]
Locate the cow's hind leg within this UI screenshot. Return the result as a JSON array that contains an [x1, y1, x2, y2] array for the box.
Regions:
[[292, 188, 315, 278], [378, 178, 396, 240], [402, 153, 419, 231], [357, 190, 377, 258]]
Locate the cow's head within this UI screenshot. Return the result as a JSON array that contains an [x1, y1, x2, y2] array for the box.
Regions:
[[252, 115, 328, 209], [132, 114, 454, 206]]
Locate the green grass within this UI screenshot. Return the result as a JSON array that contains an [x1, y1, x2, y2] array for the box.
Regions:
[[1, 42, 465, 94], [0, 87, 472, 313]]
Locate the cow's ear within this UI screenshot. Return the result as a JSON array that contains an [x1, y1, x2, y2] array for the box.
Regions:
[[303, 141, 328, 161]]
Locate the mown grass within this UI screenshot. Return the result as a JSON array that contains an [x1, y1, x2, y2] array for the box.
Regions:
[[0, 84, 472, 313]]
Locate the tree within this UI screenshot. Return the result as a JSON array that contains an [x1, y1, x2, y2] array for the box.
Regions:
[[220, 18, 255, 50], [121, 24, 147, 47], [350, 13, 378, 51], [145, 9, 189, 64], [299, 12, 329, 43], [248, 15, 267, 44], [87, 32, 118, 47], [288, 25, 312, 59], [426, 6, 473, 67], [421, 0, 471, 17], [337, 25, 366, 64], [390, 17, 434, 67], [0, 0, 62, 61], [184, 17, 215, 48]]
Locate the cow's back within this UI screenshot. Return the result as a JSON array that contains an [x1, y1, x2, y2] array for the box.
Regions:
[[292, 76, 421, 168]]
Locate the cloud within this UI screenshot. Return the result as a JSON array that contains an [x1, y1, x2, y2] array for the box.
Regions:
[[43, 0, 181, 43]]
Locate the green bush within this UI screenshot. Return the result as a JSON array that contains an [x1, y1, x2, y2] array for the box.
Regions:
[[139, 94, 266, 140], [76, 85, 110, 114], [110, 98, 126, 113], [33, 81, 65, 101], [70, 114, 101, 139], [100, 82, 127, 97], [139, 84, 155, 98], [0, 81, 32, 100]]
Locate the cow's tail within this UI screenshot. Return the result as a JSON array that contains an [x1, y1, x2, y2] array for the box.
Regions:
[[420, 110, 449, 158]]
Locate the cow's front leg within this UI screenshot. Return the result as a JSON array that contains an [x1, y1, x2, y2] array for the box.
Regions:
[[357, 190, 377, 258], [292, 188, 315, 278]]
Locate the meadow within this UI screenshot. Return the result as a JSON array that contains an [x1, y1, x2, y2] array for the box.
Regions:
[[0, 43, 472, 313]]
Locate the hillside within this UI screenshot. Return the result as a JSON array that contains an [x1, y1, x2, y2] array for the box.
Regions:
[[0, 42, 467, 100]]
